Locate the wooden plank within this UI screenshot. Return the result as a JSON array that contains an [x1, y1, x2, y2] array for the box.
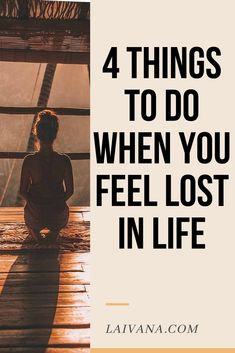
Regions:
[[0, 291, 89, 301], [0, 152, 90, 160], [0, 215, 87, 223], [0, 207, 90, 213], [0, 292, 90, 307], [0, 106, 90, 116], [58, 254, 90, 264], [0, 252, 90, 264], [0, 216, 25, 222], [0, 348, 90, 353], [0, 207, 90, 224], [0, 255, 89, 264], [0, 306, 90, 329], [0, 207, 89, 211], [0, 255, 18, 262], [0, 284, 86, 294], [0, 271, 90, 285], [0, 263, 83, 273], [0, 18, 90, 34], [0, 327, 90, 347]]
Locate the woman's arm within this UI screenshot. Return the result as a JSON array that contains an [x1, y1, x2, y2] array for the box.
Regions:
[[19, 157, 31, 201], [64, 157, 74, 201]]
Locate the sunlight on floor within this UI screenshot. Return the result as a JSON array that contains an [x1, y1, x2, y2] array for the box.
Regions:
[[0, 255, 17, 294]]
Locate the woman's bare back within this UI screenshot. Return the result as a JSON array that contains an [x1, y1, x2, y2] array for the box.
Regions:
[[20, 152, 73, 204], [20, 151, 73, 231]]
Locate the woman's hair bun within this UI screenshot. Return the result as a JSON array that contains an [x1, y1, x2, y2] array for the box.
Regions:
[[34, 109, 59, 143]]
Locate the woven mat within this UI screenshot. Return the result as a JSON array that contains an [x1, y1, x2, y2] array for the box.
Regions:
[[0, 221, 90, 252]]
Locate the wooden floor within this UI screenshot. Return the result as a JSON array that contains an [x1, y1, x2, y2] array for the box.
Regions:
[[0, 208, 90, 353], [0, 206, 90, 223]]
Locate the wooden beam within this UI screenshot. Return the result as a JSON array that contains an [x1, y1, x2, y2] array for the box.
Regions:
[[0, 18, 90, 34], [0, 18, 90, 63], [0, 152, 90, 160], [0, 49, 89, 64], [0, 107, 90, 115]]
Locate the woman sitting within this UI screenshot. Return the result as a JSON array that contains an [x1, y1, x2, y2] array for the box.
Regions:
[[20, 110, 74, 243]]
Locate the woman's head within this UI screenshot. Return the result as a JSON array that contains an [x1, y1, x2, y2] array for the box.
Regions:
[[34, 110, 59, 147]]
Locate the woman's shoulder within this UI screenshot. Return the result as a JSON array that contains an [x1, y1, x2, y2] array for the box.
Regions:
[[54, 152, 71, 164], [23, 152, 37, 163]]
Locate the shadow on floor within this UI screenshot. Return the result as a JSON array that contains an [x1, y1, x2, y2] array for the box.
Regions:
[[0, 235, 60, 351]]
